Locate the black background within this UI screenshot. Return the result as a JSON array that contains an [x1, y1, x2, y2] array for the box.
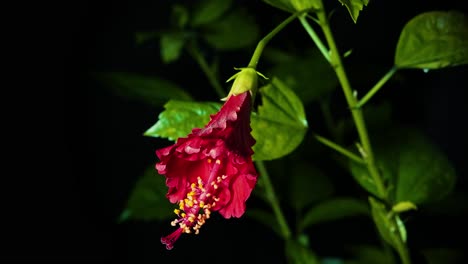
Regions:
[[5, 0, 467, 263]]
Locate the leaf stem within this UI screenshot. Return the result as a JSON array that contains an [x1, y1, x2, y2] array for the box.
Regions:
[[356, 66, 398, 108], [314, 133, 365, 164], [299, 15, 330, 62], [186, 43, 226, 97], [248, 10, 309, 68], [255, 160, 292, 240]]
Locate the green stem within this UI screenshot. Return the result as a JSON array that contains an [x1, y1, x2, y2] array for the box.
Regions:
[[356, 66, 397, 108], [395, 238, 411, 264], [256, 160, 292, 240], [248, 10, 309, 68], [299, 15, 330, 62], [312, 1, 411, 263], [314, 133, 365, 164], [314, 6, 386, 199], [186, 43, 226, 97]]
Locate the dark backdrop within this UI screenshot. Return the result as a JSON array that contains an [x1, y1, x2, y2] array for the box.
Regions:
[[5, 0, 467, 263]]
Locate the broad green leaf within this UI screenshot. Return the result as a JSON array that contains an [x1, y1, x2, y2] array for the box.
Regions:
[[349, 127, 455, 205], [119, 166, 174, 222], [267, 49, 338, 104], [245, 209, 282, 238], [190, 0, 233, 27], [349, 153, 395, 200], [395, 11, 468, 69], [96, 72, 193, 106], [285, 239, 320, 264], [202, 8, 260, 50], [337, 0, 369, 23], [289, 163, 334, 211], [368, 197, 403, 252], [300, 197, 369, 230], [144, 100, 221, 141], [262, 0, 320, 13], [251, 77, 308, 160], [160, 33, 187, 63], [394, 129, 456, 205]]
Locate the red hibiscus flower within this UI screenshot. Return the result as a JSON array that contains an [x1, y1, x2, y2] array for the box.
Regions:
[[156, 83, 258, 250]]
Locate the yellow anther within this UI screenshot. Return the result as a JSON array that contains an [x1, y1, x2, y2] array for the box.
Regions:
[[216, 159, 221, 164], [207, 159, 212, 163], [181, 212, 186, 218], [173, 209, 180, 215], [199, 201, 205, 208], [191, 183, 196, 188]]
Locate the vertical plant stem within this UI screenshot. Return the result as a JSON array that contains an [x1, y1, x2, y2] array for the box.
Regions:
[[395, 239, 411, 264], [308, 1, 412, 263], [256, 160, 292, 240], [312, 5, 386, 198]]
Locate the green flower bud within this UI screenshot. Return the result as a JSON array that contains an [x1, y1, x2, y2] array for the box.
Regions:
[[224, 67, 265, 101]]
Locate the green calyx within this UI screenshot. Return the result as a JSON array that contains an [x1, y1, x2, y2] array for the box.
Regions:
[[222, 67, 267, 101]]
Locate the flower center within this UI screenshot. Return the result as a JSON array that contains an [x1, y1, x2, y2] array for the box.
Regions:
[[163, 159, 227, 248]]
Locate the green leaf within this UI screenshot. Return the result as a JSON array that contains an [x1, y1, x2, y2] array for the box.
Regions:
[[395, 11, 468, 69], [289, 163, 334, 211], [120, 166, 174, 222], [95, 72, 193, 106], [160, 33, 187, 63], [144, 100, 221, 141], [202, 8, 260, 50], [245, 209, 282, 238], [262, 0, 320, 13], [394, 129, 456, 205], [190, 0, 233, 27], [368, 197, 403, 251], [349, 155, 394, 200], [267, 49, 338, 104], [337, 0, 369, 23], [251, 77, 308, 161], [285, 239, 320, 264], [349, 127, 456, 205], [300, 197, 369, 230]]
